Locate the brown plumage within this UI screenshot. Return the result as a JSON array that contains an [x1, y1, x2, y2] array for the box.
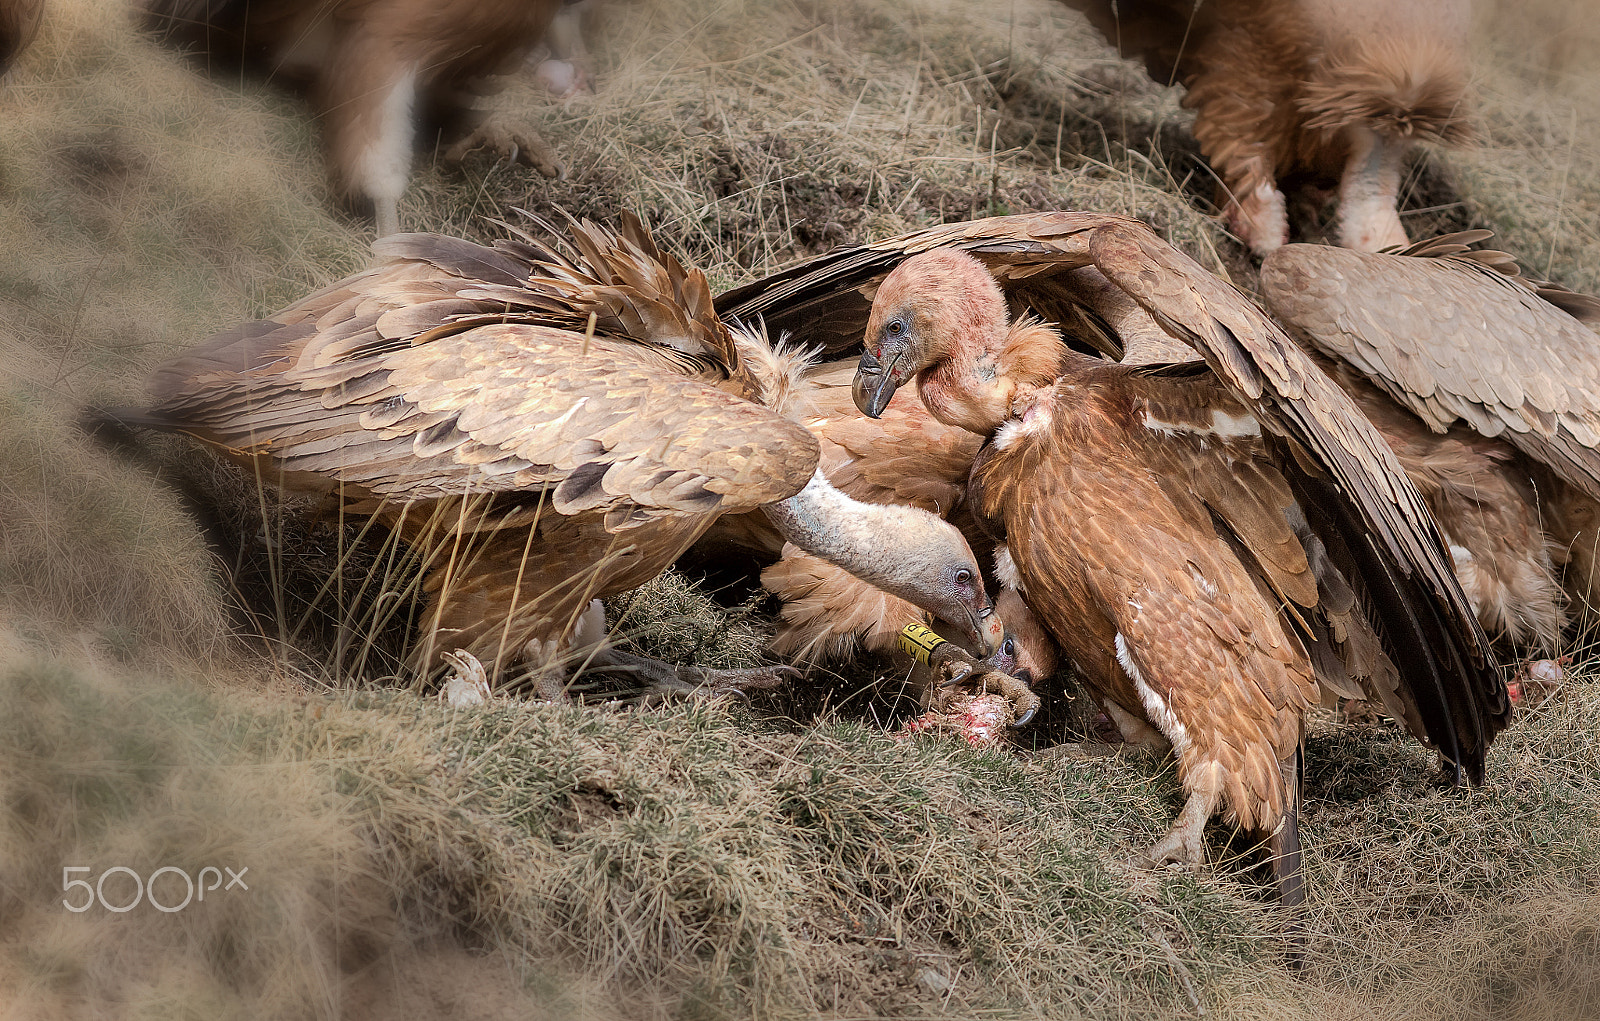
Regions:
[[1261, 232, 1600, 642], [724, 210, 1509, 905], [141, 0, 569, 235], [1056, 0, 1472, 254], [1, 0, 43, 74], [131, 214, 1004, 698]]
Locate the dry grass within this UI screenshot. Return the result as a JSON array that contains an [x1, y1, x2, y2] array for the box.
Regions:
[[1, 0, 1599, 1015]]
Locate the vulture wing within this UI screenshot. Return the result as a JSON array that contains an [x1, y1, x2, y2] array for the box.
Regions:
[[721, 210, 1509, 778], [1260, 236, 1600, 502], [150, 220, 819, 528]]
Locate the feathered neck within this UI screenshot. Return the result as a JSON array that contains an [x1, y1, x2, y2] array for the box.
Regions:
[[921, 314, 1066, 434]]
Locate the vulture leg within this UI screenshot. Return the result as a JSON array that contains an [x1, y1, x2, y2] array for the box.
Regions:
[[1224, 173, 1290, 257], [532, 0, 595, 100], [318, 28, 420, 238], [1336, 124, 1410, 252], [1147, 764, 1224, 867]]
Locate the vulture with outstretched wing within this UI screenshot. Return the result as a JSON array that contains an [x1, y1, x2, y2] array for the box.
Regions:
[[1054, 0, 1472, 254], [1261, 233, 1600, 645], [127, 214, 1013, 701], [142, 0, 572, 236], [723, 210, 1509, 905]]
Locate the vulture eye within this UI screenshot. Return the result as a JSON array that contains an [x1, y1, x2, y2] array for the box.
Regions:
[[1001, 637, 1015, 658], [954, 568, 973, 585], [887, 318, 905, 336]]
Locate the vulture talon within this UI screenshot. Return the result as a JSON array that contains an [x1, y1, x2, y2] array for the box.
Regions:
[[939, 664, 974, 687]]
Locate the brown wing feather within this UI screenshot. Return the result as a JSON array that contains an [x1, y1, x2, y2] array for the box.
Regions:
[[150, 222, 820, 527], [1261, 241, 1600, 501]]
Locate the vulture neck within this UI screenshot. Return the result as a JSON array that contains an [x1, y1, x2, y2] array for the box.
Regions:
[[921, 317, 1066, 435], [763, 469, 962, 611]]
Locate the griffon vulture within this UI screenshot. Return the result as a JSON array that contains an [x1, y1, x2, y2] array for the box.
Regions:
[[1261, 232, 1600, 646], [724, 210, 1509, 905], [126, 214, 1013, 702], [141, 0, 571, 236], [1057, 0, 1472, 254]]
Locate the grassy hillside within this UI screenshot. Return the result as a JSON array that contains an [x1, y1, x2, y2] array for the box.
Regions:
[[1, 0, 1598, 1016]]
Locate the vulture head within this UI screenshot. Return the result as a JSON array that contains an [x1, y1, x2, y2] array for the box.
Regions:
[[855, 250, 1060, 435], [991, 586, 1058, 690], [762, 469, 1003, 656], [855, 250, 1017, 434], [838, 497, 1003, 657]]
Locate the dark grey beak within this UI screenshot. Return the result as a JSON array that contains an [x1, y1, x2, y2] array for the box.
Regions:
[[852, 347, 900, 419]]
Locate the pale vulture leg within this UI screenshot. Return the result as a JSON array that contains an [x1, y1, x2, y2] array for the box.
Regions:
[[1147, 762, 1224, 867], [318, 32, 418, 237], [1101, 698, 1172, 753], [531, 0, 594, 100], [1225, 174, 1290, 257], [1336, 124, 1410, 252]]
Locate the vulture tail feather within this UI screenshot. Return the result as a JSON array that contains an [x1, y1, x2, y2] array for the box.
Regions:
[[1291, 466, 1502, 785], [1272, 746, 1307, 969]]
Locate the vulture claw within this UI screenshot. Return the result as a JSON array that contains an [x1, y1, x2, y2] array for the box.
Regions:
[[926, 639, 1040, 727], [939, 663, 975, 686]]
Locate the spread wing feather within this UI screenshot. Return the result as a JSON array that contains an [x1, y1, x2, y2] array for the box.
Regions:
[[1261, 239, 1600, 502]]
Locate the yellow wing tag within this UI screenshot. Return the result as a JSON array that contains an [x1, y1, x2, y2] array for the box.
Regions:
[[898, 622, 948, 665]]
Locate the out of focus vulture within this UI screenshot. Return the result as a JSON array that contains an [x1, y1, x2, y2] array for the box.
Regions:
[[1058, 0, 1473, 254], [1261, 233, 1600, 648], [141, 0, 572, 235], [1, 0, 43, 74], [125, 214, 1012, 702], [724, 210, 1509, 904]]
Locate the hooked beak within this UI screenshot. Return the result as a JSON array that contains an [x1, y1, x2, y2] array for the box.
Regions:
[[963, 601, 1003, 657], [853, 346, 902, 419]]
